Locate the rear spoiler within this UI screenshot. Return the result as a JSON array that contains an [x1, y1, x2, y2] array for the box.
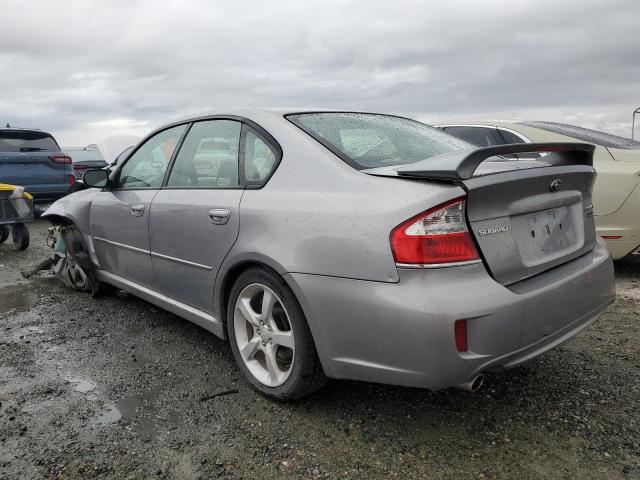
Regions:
[[396, 142, 595, 181]]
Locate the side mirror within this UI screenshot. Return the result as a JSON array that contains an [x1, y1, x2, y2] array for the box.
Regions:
[[82, 169, 110, 188]]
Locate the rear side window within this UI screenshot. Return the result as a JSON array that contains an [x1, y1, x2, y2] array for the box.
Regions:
[[167, 120, 241, 188], [287, 112, 471, 170], [443, 126, 503, 147], [496, 129, 525, 144], [244, 129, 278, 185], [496, 128, 541, 159], [0, 131, 60, 152]]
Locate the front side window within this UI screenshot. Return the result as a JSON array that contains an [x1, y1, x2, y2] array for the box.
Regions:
[[244, 130, 278, 184], [286, 112, 471, 170], [167, 120, 241, 188], [117, 125, 186, 188]]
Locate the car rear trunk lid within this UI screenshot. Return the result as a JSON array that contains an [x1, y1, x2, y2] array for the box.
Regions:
[[374, 143, 597, 285], [463, 164, 596, 285]]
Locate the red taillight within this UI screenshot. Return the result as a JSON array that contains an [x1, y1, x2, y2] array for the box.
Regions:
[[73, 164, 89, 171], [390, 197, 480, 265], [454, 319, 468, 352], [50, 155, 72, 164], [601, 235, 622, 240], [69, 175, 75, 184]]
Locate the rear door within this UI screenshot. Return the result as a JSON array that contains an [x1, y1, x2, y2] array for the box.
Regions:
[[148, 119, 245, 313], [90, 124, 187, 287]]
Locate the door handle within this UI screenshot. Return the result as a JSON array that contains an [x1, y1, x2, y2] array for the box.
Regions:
[[131, 204, 145, 217], [208, 208, 231, 225]]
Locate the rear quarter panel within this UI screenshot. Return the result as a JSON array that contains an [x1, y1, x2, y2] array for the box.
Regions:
[[222, 121, 463, 283]]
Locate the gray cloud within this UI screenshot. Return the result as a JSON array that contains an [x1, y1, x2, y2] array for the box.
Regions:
[[0, 0, 639, 145]]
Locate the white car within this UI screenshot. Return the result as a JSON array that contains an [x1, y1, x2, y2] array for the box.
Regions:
[[434, 120, 640, 259]]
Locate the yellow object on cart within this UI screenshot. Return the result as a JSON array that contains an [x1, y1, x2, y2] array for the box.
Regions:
[[0, 183, 34, 200]]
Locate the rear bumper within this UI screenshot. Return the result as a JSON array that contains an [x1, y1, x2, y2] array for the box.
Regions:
[[285, 240, 615, 390], [596, 184, 640, 259]]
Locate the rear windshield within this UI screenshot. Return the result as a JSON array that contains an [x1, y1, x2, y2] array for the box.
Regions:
[[0, 130, 60, 152], [66, 149, 105, 162], [519, 121, 640, 150], [286, 112, 471, 169]]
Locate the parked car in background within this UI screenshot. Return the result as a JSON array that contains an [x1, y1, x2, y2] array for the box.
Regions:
[[65, 145, 107, 181], [44, 110, 615, 400], [435, 120, 640, 259], [0, 126, 73, 204]]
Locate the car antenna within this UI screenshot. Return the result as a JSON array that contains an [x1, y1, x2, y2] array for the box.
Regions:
[[5, 123, 10, 128]]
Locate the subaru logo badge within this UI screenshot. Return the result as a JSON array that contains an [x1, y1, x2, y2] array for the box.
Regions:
[[550, 179, 562, 192]]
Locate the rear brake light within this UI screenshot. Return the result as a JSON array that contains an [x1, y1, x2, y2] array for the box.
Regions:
[[49, 155, 72, 164], [454, 320, 468, 352], [69, 175, 75, 184], [73, 164, 89, 171], [602, 235, 622, 240], [390, 197, 480, 265]]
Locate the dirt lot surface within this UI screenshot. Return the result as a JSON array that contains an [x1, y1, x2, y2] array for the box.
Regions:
[[1, 221, 639, 479]]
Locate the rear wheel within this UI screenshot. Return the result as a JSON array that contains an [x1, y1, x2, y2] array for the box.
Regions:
[[227, 267, 326, 400], [0, 225, 9, 244], [12, 223, 29, 250]]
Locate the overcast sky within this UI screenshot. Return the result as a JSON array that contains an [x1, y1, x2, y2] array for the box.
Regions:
[[1, 0, 639, 146]]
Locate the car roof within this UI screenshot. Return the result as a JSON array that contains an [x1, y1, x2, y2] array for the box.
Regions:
[[168, 108, 406, 122], [0, 127, 49, 134]]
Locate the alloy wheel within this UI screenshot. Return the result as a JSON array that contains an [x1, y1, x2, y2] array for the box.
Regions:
[[233, 283, 295, 387]]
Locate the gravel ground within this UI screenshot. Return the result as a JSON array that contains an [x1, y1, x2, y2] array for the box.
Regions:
[[1, 220, 639, 480]]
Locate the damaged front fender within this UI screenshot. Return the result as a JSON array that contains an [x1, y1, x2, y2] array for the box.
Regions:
[[42, 188, 103, 230]]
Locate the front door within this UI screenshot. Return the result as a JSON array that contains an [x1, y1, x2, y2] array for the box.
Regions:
[[148, 120, 244, 313], [90, 124, 187, 287]]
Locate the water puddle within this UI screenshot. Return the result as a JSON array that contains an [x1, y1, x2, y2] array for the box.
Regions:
[[64, 374, 97, 393], [88, 386, 164, 436], [0, 284, 39, 313]]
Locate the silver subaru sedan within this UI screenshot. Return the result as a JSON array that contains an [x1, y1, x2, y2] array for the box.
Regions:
[[44, 109, 616, 400]]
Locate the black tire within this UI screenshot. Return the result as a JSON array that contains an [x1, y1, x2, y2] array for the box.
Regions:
[[227, 267, 327, 400], [12, 223, 29, 250], [0, 225, 9, 244]]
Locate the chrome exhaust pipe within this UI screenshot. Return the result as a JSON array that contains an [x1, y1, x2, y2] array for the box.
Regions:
[[455, 374, 484, 392]]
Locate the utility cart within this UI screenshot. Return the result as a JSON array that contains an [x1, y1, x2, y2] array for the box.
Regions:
[[0, 184, 34, 250]]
